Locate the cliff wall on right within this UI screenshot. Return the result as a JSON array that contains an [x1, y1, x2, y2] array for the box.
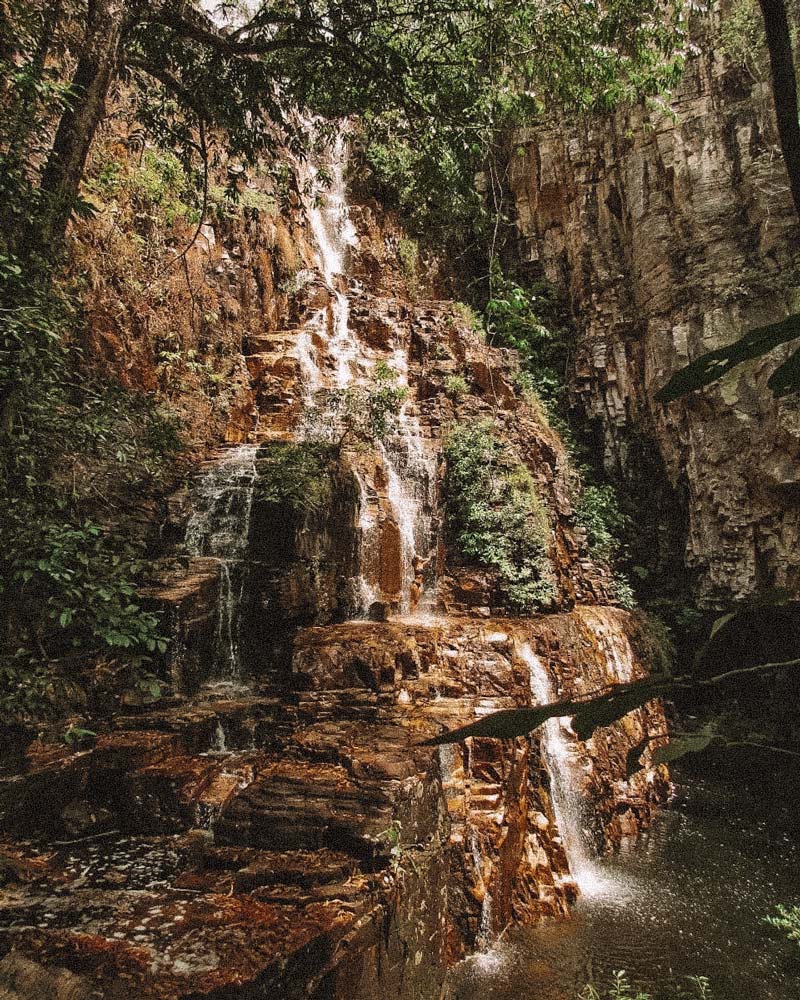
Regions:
[[508, 5, 800, 607]]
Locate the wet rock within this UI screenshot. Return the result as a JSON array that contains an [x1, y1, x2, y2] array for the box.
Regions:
[[60, 800, 115, 840]]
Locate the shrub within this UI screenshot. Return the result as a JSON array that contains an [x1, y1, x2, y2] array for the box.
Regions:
[[397, 237, 420, 298], [302, 362, 409, 451], [765, 904, 800, 948], [449, 301, 485, 337], [720, 0, 766, 79], [485, 262, 551, 356], [0, 261, 183, 720], [574, 483, 630, 562], [611, 574, 637, 610], [86, 147, 199, 229], [256, 442, 333, 513], [443, 374, 469, 400], [444, 421, 556, 612], [580, 970, 713, 1000]]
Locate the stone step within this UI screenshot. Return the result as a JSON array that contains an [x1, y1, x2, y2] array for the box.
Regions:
[[214, 764, 394, 857]]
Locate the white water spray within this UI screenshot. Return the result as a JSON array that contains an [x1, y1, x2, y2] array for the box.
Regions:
[[305, 131, 360, 388], [301, 126, 436, 615]]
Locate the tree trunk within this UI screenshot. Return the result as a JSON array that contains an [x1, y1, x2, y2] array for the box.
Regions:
[[26, 0, 126, 257], [758, 0, 800, 219]]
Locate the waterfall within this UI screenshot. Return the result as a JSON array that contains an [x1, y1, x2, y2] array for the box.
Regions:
[[184, 444, 259, 681], [305, 130, 361, 389], [576, 606, 636, 683], [520, 642, 613, 897], [301, 126, 436, 615]]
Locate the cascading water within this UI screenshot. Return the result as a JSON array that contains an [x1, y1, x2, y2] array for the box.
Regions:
[[301, 127, 436, 615], [305, 130, 361, 389], [184, 444, 259, 681], [520, 642, 613, 897], [577, 606, 636, 683]]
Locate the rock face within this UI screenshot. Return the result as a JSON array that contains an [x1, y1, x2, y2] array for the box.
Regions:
[[0, 134, 670, 998], [508, 10, 800, 606]]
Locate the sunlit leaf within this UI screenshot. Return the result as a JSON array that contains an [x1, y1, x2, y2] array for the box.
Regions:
[[650, 726, 716, 766], [420, 701, 582, 746]]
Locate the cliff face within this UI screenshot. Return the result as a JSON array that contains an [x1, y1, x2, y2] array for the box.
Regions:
[[508, 16, 800, 607]]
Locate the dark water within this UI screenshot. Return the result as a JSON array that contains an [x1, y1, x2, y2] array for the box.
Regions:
[[445, 781, 800, 1000]]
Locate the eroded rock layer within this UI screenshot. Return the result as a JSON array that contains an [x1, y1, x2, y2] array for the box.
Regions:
[[0, 611, 666, 999]]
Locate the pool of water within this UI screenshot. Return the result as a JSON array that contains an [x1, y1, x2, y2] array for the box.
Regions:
[[445, 780, 800, 1000]]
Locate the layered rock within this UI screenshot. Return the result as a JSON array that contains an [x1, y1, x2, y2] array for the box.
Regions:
[[0, 610, 666, 999], [507, 7, 800, 606]]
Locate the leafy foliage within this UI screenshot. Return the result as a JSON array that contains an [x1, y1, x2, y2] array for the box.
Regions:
[[580, 970, 713, 1000], [0, 252, 183, 719], [303, 362, 409, 451], [256, 442, 333, 513], [356, 0, 690, 257], [575, 485, 631, 562], [486, 264, 552, 357], [443, 374, 470, 400], [765, 905, 800, 948], [443, 421, 556, 612], [720, 0, 767, 79]]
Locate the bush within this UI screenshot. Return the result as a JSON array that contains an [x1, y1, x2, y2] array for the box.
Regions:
[[443, 374, 469, 400], [444, 421, 556, 612], [574, 484, 630, 562], [580, 970, 712, 1000], [0, 260, 183, 720], [86, 147, 199, 229], [396, 237, 420, 298], [449, 302, 485, 337], [720, 0, 766, 79], [303, 362, 409, 451], [256, 442, 333, 513], [765, 904, 800, 948], [486, 266, 574, 414]]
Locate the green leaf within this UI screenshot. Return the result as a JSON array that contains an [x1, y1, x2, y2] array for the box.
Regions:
[[420, 701, 582, 746], [571, 678, 666, 741], [655, 312, 800, 402], [423, 677, 669, 748], [650, 727, 716, 766], [767, 343, 800, 397], [625, 738, 651, 778]]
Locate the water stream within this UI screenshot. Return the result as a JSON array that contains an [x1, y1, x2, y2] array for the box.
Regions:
[[302, 126, 435, 614], [521, 642, 615, 898], [183, 444, 259, 680]]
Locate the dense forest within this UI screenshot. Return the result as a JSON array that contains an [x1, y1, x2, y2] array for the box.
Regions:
[[1, 1, 799, 998]]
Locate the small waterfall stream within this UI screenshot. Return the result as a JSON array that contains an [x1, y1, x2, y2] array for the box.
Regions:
[[184, 444, 259, 681], [520, 642, 614, 897]]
